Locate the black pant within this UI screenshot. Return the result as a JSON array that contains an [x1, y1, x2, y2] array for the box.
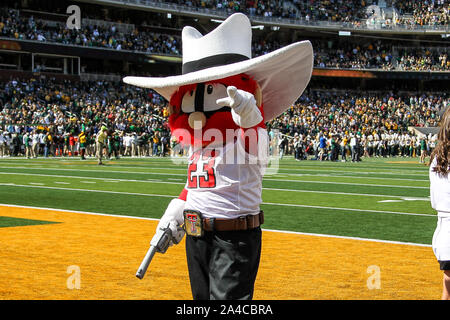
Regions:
[[185, 227, 262, 300]]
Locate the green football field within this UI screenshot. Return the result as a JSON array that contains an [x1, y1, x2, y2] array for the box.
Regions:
[[0, 155, 436, 245]]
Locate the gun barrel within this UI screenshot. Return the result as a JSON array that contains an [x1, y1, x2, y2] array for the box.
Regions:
[[136, 245, 157, 279]]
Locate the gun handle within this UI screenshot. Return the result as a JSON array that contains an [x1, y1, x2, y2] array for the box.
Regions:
[[136, 245, 157, 279]]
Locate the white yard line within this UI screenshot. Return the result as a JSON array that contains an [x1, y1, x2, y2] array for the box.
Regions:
[[0, 166, 185, 176], [0, 183, 434, 217], [0, 203, 432, 247], [278, 167, 429, 176], [0, 165, 430, 188], [264, 178, 428, 189], [0, 164, 429, 177], [263, 187, 429, 199], [262, 228, 432, 247], [261, 201, 434, 217], [0, 183, 176, 198], [286, 173, 429, 182], [0, 172, 182, 185], [0, 172, 428, 199]]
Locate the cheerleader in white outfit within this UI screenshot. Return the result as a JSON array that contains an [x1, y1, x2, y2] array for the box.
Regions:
[[430, 106, 450, 300]]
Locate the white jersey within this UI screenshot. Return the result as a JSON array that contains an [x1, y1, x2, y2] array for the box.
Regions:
[[184, 128, 268, 219], [32, 134, 39, 145], [123, 135, 132, 147], [430, 159, 450, 217]]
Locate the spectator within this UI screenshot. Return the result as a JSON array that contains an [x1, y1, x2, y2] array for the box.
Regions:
[[95, 125, 108, 165]]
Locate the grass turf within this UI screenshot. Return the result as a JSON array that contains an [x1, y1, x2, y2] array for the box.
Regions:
[[0, 156, 437, 245]]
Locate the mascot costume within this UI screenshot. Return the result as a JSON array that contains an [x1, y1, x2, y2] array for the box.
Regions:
[[124, 13, 313, 300]]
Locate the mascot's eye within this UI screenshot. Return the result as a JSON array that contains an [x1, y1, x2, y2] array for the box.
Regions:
[[203, 83, 228, 112]]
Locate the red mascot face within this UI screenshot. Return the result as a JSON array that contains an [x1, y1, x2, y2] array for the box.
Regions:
[[168, 73, 264, 147]]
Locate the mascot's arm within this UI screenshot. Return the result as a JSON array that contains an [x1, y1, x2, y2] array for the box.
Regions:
[[156, 189, 187, 245], [216, 86, 263, 128]]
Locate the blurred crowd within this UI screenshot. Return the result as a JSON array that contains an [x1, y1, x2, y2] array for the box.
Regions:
[[256, 39, 449, 71], [397, 49, 449, 72], [1, 7, 448, 73], [0, 8, 180, 54], [0, 78, 172, 158], [168, 0, 449, 26], [394, 0, 449, 26], [0, 78, 447, 162], [273, 126, 438, 164], [269, 89, 447, 162], [3, 3, 450, 72]]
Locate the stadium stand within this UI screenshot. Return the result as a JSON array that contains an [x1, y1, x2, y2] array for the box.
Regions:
[[1, 6, 448, 72], [0, 0, 448, 161]]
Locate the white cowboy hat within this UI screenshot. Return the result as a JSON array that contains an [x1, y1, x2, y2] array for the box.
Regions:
[[123, 13, 313, 122]]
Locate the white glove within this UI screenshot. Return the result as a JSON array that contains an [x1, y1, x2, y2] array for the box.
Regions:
[[152, 198, 185, 247], [216, 86, 263, 128]]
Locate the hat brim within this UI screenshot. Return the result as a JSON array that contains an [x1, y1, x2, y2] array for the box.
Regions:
[[123, 41, 313, 122]]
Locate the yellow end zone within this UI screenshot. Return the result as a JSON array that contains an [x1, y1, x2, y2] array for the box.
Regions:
[[0, 205, 442, 300]]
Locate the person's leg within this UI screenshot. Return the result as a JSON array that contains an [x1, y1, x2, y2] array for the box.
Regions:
[[185, 234, 212, 300], [97, 143, 103, 164], [442, 270, 450, 300], [32, 144, 37, 158], [433, 217, 450, 300], [209, 228, 262, 300], [186, 227, 262, 300]]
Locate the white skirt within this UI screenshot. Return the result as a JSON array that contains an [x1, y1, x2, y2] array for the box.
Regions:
[[432, 217, 450, 269]]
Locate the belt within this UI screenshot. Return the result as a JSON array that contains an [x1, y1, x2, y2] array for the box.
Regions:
[[203, 211, 264, 232]]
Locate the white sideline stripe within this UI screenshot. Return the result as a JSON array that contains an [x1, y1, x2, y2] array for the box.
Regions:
[[0, 163, 182, 171], [0, 203, 431, 247], [0, 166, 185, 176], [0, 183, 176, 198], [0, 169, 429, 190], [0, 172, 428, 199], [0, 160, 429, 175], [261, 201, 435, 217], [278, 167, 429, 176], [281, 164, 429, 174], [0, 162, 429, 181], [0, 183, 435, 217], [0, 164, 429, 178], [290, 173, 429, 182], [264, 178, 429, 189], [263, 187, 429, 199], [0, 165, 430, 185], [0, 172, 184, 186], [261, 228, 432, 248]]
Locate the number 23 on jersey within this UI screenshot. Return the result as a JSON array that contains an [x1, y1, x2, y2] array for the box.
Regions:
[[187, 150, 217, 189]]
